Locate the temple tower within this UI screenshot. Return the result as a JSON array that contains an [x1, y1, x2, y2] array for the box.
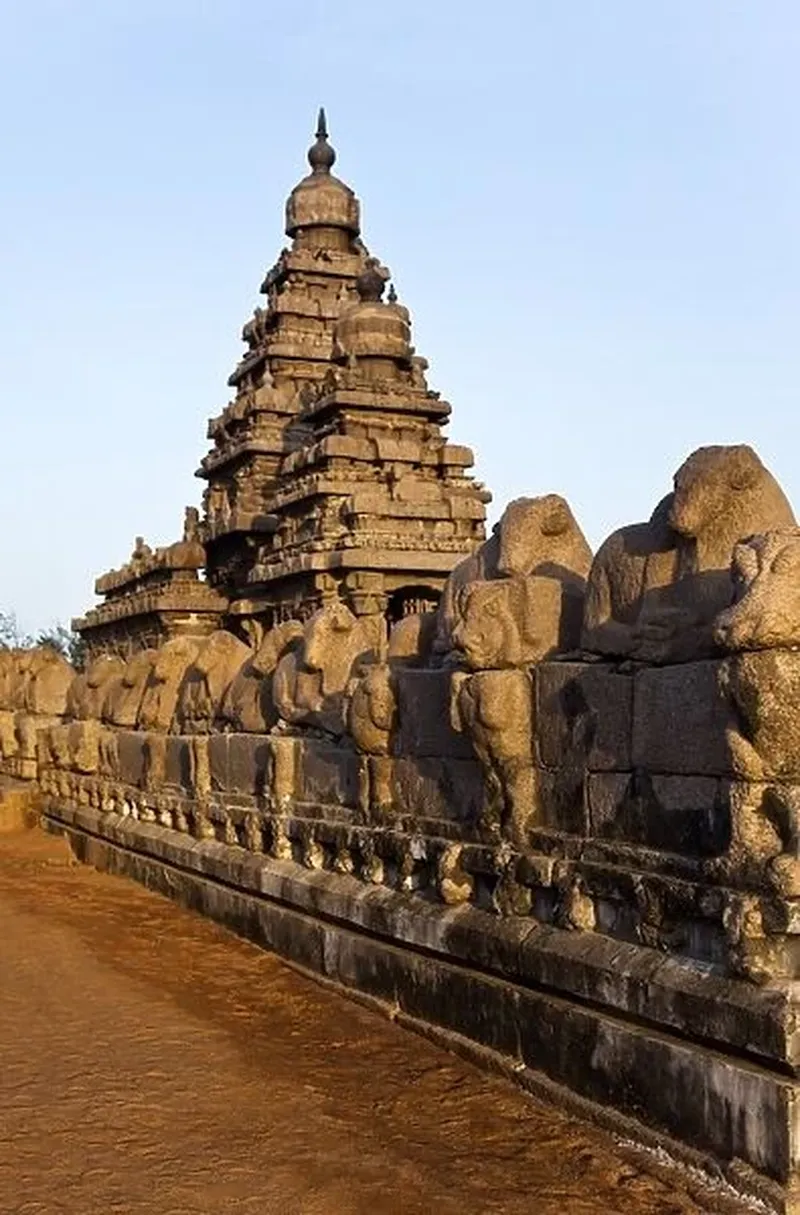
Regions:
[[198, 113, 490, 642], [198, 111, 376, 599], [229, 261, 490, 639], [76, 113, 490, 655]]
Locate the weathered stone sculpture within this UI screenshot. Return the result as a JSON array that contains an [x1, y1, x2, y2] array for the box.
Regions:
[[713, 530, 800, 898], [347, 663, 396, 756], [450, 667, 534, 844], [101, 648, 157, 728], [715, 528, 800, 656], [274, 601, 373, 736], [436, 494, 592, 664], [218, 620, 304, 733], [386, 611, 437, 667], [583, 445, 795, 662], [66, 654, 126, 721], [580, 494, 678, 658], [137, 636, 203, 732], [452, 575, 566, 670], [174, 630, 252, 734], [22, 648, 74, 717]]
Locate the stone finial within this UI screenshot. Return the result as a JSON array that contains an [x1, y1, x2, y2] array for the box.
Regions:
[[356, 263, 387, 303], [285, 108, 359, 238], [308, 107, 336, 174]]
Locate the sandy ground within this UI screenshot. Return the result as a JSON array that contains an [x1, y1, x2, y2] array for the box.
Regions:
[[0, 827, 709, 1215]]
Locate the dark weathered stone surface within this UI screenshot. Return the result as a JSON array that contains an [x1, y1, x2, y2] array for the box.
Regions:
[[587, 772, 731, 857], [632, 661, 732, 776], [165, 736, 190, 789], [395, 669, 474, 759], [227, 733, 270, 796], [536, 767, 589, 835], [390, 755, 484, 825], [536, 662, 633, 772], [296, 738, 360, 810], [115, 730, 146, 787]]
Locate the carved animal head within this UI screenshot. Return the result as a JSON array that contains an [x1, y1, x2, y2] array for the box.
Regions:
[[303, 603, 364, 675], [714, 530, 800, 651], [251, 620, 304, 676], [85, 654, 125, 690], [347, 664, 396, 754], [120, 649, 156, 688], [452, 577, 562, 670], [669, 445, 791, 538], [24, 647, 74, 714], [150, 636, 201, 685], [495, 494, 588, 578], [452, 580, 518, 670], [387, 611, 437, 667]]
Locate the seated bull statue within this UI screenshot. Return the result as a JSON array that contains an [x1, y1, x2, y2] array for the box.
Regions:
[[0, 648, 70, 762], [435, 494, 592, 664], [386, 611, 438, 668], [137, 636, 203, 732], [274, 601, 373, 737], [66, 654, 126, 720], [7, 648, 75, 769], [174, 630, 252, 734], [101, 648, 157, 728], [582, 444, 796, 663], [218, 620, 304, 733], [22, 647, 74, 716]]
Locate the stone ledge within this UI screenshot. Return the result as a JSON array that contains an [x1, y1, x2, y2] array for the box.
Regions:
[[48, 801, 800, 1072]]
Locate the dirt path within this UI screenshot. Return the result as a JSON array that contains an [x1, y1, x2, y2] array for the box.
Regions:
[[0, 828, 710, 1215]]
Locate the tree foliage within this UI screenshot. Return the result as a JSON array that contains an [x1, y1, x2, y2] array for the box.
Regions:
[[0, 612, 86, 671], [0, 611, 32, 650]]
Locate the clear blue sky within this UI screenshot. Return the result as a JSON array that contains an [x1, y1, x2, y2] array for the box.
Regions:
[[1, 2, 798, 635]]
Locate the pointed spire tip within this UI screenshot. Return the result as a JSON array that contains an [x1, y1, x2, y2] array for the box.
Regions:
[[308, 106, 335, 173]]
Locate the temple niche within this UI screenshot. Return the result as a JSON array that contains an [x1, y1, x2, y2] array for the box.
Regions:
[[196, 112, 489, 643]]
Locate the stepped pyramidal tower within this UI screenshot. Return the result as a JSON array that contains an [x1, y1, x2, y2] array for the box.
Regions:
[[76, 112, 489, 656]]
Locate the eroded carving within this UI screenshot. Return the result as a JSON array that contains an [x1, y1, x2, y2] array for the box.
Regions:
[[274, 602, 373, 736], [451, 668, 535, 844], [175, 630, 252, 734], [218, 620, 304, 733], [583, 446, 795, 662], [137, 637, 203, 732], [436, 494, 591, 664]]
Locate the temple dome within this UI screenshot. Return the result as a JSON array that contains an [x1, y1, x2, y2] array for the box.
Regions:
[[285, 110, 360, 238], [333, 264, 412, 364]]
